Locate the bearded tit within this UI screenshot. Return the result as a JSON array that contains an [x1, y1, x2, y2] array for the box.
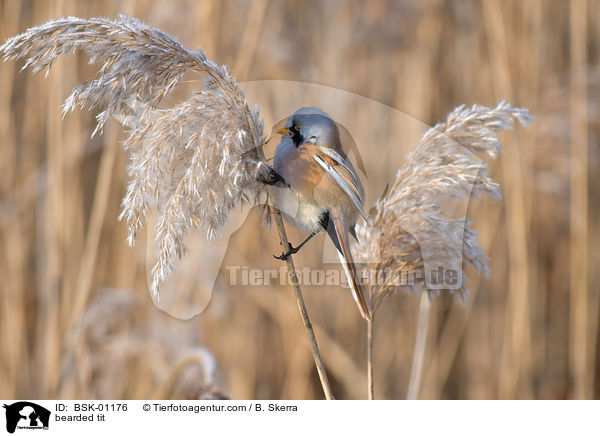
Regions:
[[263, 107, 371, 320]]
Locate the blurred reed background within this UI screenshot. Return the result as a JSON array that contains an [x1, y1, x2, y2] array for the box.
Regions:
[[0, 0, 598, 399]]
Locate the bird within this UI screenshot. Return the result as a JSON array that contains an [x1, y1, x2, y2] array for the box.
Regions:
[[264, 107, 371, 321]]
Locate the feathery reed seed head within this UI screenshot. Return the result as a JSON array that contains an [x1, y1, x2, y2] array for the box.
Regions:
[[352, 101, 533, 314], [0, 15, 268, 296]]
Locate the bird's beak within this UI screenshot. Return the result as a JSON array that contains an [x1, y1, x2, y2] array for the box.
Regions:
[[276, 127, 291, 136]]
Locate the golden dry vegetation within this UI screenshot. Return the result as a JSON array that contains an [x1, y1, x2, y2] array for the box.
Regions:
[[0, 0, 598, 399]]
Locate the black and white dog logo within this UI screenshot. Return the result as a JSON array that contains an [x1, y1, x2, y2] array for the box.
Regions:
[[3, 402, 50, 433]]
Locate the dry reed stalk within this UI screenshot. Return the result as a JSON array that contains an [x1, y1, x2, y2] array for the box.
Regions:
[[247, 288, 365, 398], [0, 0, 24, 399], [367, 317, 374, 400], [70, 128, 119, 330], [232, 0, 268, 80], [394, 0, 439, 401], [406, 292, 431, 400], [482, 0, 534, 399], [568, 0, 590, 400], [261, 208, 334, 399], [419, 204, 503, 398], [353, 101, 533, 399], [40, 0, 64, 396], [517, 0, 543, 398], [0, 14, 333, 400]]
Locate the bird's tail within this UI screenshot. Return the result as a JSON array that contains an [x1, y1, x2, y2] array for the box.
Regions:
[[329, 213, 371, 321]]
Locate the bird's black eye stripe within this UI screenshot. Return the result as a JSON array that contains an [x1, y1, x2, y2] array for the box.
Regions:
[[289, 122, 303, 147]]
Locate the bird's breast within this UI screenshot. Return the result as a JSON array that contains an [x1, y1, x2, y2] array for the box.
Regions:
[[273, 186, 326, 234], [273, 142, 359, 230]]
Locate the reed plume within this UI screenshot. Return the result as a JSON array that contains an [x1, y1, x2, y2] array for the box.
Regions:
[[352, 101, 533, 398], [353, 101, 533, 310], [63, 288, 227, 399], [1, 14, 333, 399], [0, 15, 267, 296]]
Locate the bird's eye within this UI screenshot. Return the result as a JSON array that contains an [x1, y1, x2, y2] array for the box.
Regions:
[[295, 124, 302, 131]]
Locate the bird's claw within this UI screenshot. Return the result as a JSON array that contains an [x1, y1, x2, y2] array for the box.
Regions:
[[258, 166, 288, 187], [273, 243, 300, 261]]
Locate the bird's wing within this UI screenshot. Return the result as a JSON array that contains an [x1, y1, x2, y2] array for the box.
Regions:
[[327, 211, 371, 320], [313, 147, 368, 221]]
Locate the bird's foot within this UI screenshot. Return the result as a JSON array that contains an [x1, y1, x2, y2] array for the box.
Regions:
[[273, 233, 317, 261], [273, 243, 301, 261], [258, 166, 288, 186]]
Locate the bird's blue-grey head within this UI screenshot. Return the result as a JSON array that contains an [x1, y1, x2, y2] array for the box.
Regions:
[[277, 107, 341, 148]]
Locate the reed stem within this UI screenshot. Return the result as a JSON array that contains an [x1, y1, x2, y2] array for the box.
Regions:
[[273, 217, 334, 400], [407, 293, 431, 400], [244, 109, 333, 400], [367, 316, 374, 400]]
